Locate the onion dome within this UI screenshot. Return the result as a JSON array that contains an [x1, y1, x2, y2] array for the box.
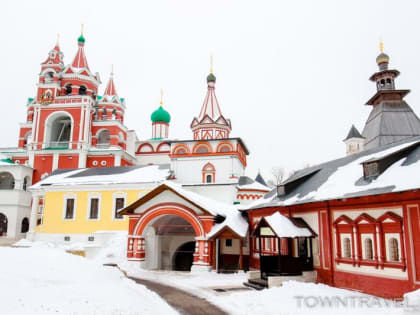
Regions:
[[207, 73, 216, 82], [376, 52, 389, 65], [78, 34, 85, 44], [151, 105, 171, 123]]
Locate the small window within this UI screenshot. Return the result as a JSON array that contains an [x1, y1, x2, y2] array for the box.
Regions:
[[64, 198, 75, 220], [219, 146, 231, 153], [389, 238, 399, 262], [225, 239, 232, 247], [64, 236, 71, 241], [364, 238, 373, 260], [92, 160, 98, 166], [21, 218, 29, 233], [89, 198, 99, 220], [176, 149, 186, 154], [88, 236, 94, 242], [206, 174, 212, 183], [65, 84, 72, 95], [79, 85, 87, 95], [114, 197, 125, 219], [342, 237, 351, 258], [101, 161, 107, 166], [364, 162, 379, 178]]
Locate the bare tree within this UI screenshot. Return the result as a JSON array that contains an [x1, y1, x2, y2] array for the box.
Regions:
[[267, 167, 286, 187]]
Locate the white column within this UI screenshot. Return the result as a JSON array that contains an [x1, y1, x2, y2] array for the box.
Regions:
[[27, 194, 40, 241], [52, 153, 59, 171], [78, 151, 87, 168], [115, 154, 121, 167]]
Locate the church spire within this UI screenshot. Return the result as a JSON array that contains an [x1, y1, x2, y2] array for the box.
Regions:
[[191, 57, 231, 140], [71, 25, 90, 70], [103, 65, 117, 96]]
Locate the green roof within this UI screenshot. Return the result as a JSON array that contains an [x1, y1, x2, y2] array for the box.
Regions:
[[151, 106, 171, 123], [0, 158, 15, 164]]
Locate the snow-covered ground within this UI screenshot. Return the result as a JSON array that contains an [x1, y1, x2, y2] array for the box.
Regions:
[[122, 263, 420, 315], [6, 235, 420, 315], [0, 244, 177, 315]]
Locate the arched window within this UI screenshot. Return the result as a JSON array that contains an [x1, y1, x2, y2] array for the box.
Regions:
[[389, 238, 399, 262], [196, 146, 209, 154], [202, 162, 215, 183], [97, 130, 111, 148], [219, 146, 231, 152], [380, 79, 385, 87], [0, 213, 7, 236], [112, 109, 117, 120], [78, 85, 87, 95], [21, 217, 29, 233], [102, 108, 107, 120], [23, 131, 32, 148], [23, 176, 31, 191], [65, 84, 72, 95], [0, 172, 15, 190], [343, 237, 351, 258], [176, 148, 186, 154], [364, 238, 373, 260], [45, 71, 54, 83], [45, 114, 71, 148]]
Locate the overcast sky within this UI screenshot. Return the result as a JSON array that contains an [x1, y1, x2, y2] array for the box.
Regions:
[[2, 0, 420, 181]]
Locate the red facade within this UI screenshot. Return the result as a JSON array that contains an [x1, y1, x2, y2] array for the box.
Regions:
[[246, 190, 420, 298]]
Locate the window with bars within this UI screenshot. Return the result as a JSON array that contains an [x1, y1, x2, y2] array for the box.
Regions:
[[389, 238, 399, 262], [364, 238, 373, 260], [114, 197, 125, 219], [342, 237, 351, 258], [89, 198, 99, 220], [65, 198, 75, 220]]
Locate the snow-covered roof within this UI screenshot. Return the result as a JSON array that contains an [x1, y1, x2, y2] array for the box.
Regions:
[[245, 136, 420, 210], [237, 176, 270, 192], [121, 180, 248, 238], [30, 164, 171, 189], [263, 212, 313, 238]]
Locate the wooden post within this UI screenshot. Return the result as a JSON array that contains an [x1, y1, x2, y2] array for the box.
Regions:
[[239, 239, 243, 271]]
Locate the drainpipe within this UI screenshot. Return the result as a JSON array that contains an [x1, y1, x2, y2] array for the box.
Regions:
[[216, 239, 219, 273]]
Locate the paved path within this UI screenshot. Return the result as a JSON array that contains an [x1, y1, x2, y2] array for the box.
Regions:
[[129, 276, 229, 315]]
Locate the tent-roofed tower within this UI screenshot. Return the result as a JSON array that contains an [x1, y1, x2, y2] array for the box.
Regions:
[[361, 42, 420, 150], [191, 60, 231, 140], [343, 125, 364, 155]]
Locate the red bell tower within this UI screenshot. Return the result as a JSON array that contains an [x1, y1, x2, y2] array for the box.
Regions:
[[9, 29, 135, 183]]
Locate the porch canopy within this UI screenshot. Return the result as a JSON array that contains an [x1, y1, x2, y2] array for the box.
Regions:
[[251, 212, 315, 238]]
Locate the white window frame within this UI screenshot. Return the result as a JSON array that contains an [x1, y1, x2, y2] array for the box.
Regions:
[[385, 233, 401, 262], [361, 234, 374, 260], [62, 193, 77, 221], [112, 192, 127, 221], [86, 193, 101, 221], [340, 234, 352, 258]]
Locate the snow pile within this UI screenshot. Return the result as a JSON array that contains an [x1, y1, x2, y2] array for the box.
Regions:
[[215, 281, 406, 315], [93, 231, 128, 265], [0, 246, 177, 315]]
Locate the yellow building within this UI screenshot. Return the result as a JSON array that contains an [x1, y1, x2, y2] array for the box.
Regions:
[[28, 165, 171, 246]]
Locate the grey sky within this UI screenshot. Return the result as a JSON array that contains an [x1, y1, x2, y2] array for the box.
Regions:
[[1, 0, 420, 181]]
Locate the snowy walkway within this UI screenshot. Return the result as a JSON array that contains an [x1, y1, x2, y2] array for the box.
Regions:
[[129, 276, 227, 315]]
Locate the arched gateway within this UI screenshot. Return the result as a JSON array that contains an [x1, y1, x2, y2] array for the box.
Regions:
[[119, 183, 219, 272]]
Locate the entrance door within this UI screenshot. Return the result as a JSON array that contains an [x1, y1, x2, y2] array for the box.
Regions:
[[0, 213, 8, 236], [298, 237, 313, 271], [173, 241, 195, 271]]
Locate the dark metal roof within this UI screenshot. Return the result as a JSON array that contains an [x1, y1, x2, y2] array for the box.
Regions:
[[245, 136, 420, 211], [255, 173, 267, 186], [238, 176, 254, 186], [343, 125, 364, 141], [362, 101, 420, 150]]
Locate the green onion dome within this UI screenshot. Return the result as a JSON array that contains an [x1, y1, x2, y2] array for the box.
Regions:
[[78, 34, 85, 44], [151, 105, 171, 123], [207, 73, 216, 82]]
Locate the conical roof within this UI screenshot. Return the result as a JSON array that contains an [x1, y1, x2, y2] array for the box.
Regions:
[[344, 125, 364, 141]]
